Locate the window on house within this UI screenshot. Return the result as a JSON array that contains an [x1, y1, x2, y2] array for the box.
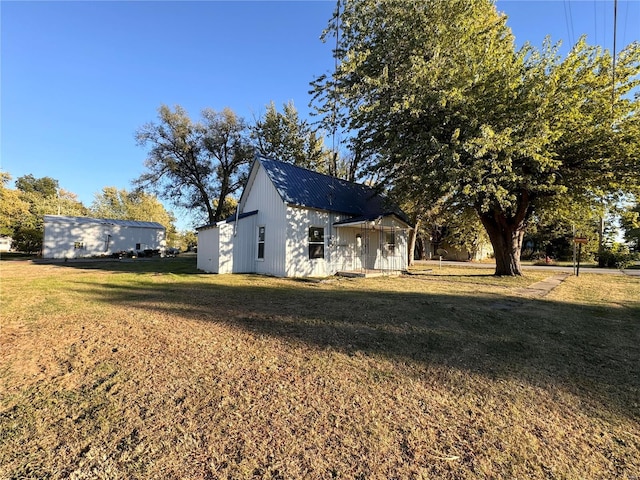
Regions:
[[257, 226, 265, 260], [385, 231, 396, 254], [308, 227, 325, 259]]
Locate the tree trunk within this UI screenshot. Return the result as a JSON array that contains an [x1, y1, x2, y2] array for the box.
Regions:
[[597, 216, 605, 267], [214, 173, 231, 223], [479, 211, 525, 276], [197, 185, 216, 225], [407, 217, 421, 267]]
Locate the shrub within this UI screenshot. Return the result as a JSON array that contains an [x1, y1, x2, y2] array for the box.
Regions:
[[598, 244, 639, 269]]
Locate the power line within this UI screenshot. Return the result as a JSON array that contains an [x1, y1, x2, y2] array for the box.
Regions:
[[612, 0, 618, 119], [602, 1, 608, 52], [330, 0, 340, 177], [563, 0, 575, 47], [593, 0, 598, 45], [622, 0, 630, 48]]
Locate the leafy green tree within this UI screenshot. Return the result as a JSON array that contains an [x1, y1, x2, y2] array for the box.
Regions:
[[91, 187, 129, 220], [136, 105, 254, 224], [521, 195, 603, 261], [598, 242, 638, 269], [620, 201, 640, 252], [4, 174, 87, 252], [179, 230, 198, 252], [14, 174, 59, 198], [440, 206, 491, 260], [0, 172, 31, 237], [312, 0, 640, 275], [90, 186, 177, 236], [12, 228, 43, 254], [252, 101, 327, 172]]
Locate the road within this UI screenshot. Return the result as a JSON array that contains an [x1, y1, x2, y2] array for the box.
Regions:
[[415, 260, 640, 277]]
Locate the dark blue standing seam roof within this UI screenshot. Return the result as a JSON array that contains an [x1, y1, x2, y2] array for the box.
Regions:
[[258, 156, 410, 224], [224, 210, 259, 224]]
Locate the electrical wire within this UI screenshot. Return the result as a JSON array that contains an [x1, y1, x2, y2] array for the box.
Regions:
[[622, 0, 630, 50], [593, 0, 598, 46], [612, 0, 618, 120], [563, 0, 575, 47]]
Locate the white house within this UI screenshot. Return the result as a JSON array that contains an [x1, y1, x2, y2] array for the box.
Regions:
[[43, 215, 166, 259], [0, 236, 12, 252], [197, 156, 412, 277]]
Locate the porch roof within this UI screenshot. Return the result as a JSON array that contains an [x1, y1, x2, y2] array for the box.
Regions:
[[333, 214, 411, 230]]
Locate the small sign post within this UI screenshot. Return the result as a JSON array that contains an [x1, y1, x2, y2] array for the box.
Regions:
[[574, 237, 588, 276], [436, 248, 448, 270]]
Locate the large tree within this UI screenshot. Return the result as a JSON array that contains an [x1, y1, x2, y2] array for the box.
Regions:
[[312, 0, 640, 275], [1, 173, 87, 252], [136, 105, 254, 224], [91, 186, 178, 247], [91, 187, 176, 228], [0, 172, 31, 237], [621, 200, 640, 252], [252, 101, 327, 172]]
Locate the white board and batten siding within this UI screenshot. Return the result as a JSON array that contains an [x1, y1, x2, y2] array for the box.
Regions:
[[196, 225, 219, 272], [241, 165, 289, 277], [285, 207, 348, 277], [220, 216, 257, 274], [198, 165, 287, 275], [196, 157, 412, 277], [43, 215, 165, 259]]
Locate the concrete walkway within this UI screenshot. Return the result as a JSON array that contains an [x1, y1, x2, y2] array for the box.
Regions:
[[515, 273, 571, 298]]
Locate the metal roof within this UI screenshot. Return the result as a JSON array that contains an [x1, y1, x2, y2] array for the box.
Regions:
[[196, 210, 259, 230], [258, 157, 410, 224], [44, 215, 165, 230]]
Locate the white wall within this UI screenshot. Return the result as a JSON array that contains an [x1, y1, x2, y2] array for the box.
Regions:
[[285, 207, 334, 277], [197, 227, 219, 273], [0, 237, 12, 252], [43, 217, 165, 259], [331, 227, 361, 272], [230, 215, 257, 273], [241, 166, 288, 276], [282, 207, 412, 277]]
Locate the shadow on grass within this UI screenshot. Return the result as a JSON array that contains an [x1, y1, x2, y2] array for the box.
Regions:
[[0, 252, 39, 261], [34, 255, 200, 275], [71, 274, 640, 423]]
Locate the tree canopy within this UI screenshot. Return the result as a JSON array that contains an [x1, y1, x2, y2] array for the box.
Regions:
[[312, 0, 640, 275], [91, 187, 176, 229], [252, 101, 327, 172], [91, 186, 178, 247], [135, 105, 254, 224], [0, 173, 87, 252], [621, 200, 640, 251]]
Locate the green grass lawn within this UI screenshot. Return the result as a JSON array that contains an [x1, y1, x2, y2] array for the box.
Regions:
[[1, 257, 639, 479]]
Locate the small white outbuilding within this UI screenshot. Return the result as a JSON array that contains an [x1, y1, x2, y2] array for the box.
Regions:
[[43, 215, 166, 259]]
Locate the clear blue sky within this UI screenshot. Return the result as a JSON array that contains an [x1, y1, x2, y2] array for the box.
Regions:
[[2, 1, 638, 230]]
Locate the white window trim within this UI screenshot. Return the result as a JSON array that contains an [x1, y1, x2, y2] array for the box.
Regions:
[[257, 225, 265, 261], [308, 226, 325, 260]]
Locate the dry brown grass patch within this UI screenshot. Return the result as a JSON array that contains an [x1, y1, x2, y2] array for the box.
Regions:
[[1, 259, 639, 479]]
